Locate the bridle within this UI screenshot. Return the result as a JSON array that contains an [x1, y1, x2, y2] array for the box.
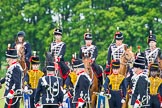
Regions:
[[120, 50, 134, 66]]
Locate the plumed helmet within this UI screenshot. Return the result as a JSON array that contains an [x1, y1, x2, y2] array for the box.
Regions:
[[148, 30, 156, 44], [53, 28, 62, 35], [84, 33, 92, 40], [114, 32, 123, 40]]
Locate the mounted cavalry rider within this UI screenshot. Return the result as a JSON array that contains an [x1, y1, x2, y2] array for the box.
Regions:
[[35, 62, 64, 108], [49, 28, 70, 80], [103, 60, 127, 108], [2, 49, 23, 108], [11, 31, 32, 69], [145, 30, 161, 66], [105, 31, 128, 75], [79, 30, 103, 90], [131, 57, 150, 108], [149, 63, 162, 108], [24, 55, 44, 108]]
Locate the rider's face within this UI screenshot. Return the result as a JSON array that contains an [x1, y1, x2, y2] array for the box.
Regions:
[[150, 71, 157, 77], [112, 68, 119, 74], [18, 36, 24, 42], [32, 64, 40, 70], [6, 58, 11, 65], [85, 40, 92, 46], [55, 35, 62, 41], [149, 41, 156, 48], [116, 39, 123, 46]]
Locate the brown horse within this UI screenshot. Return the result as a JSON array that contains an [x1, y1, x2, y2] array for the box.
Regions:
[[120, 46, 135, 108], [119, 46, 135, 76], [82, 56, 99, 108], [15, 44, 27, 76], [158, 53, 162, 78]]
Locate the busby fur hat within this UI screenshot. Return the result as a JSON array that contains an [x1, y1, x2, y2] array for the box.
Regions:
[[53, 28, 62, 35], [30, 56, 40, 64], [72, 59, 84, 68], [17, 31, 25, 37], [6, 49, 18, 59], [84, 33, 92, 40], [114, 32, 123, 40], [150, 63, 159, 72], [112, 60, 120, 69], [148, 34, 156, 44], [133, 58, 145, 69], [136, 52, 146, 62], [46, 62, 55, 71]]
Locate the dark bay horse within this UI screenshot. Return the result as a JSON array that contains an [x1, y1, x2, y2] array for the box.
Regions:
[[45, 52, 70, 83], [82, 55, 100, 108]]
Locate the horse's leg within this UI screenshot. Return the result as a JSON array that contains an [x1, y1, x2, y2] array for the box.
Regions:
[[91, 93, 97, 108], [122, 93, 129, 108], [90, 79, 98, 108]]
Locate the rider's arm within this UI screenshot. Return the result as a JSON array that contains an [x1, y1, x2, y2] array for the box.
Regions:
[[12, 67, 22, 91], [24, 43, 32, 61], [121, 78, 127, 98], [24, 72, 30, 87], [35, 79, 42, 104], [59, 43, 66, 59], [79, 47, 83, 59], [92, 46, 98, 61], [103, 77, 110, 92]]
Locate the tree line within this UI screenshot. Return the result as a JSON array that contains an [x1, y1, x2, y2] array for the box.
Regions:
[[0, 0, 162, 69]]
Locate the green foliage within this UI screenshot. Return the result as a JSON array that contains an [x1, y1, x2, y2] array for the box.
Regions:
[[0, 0, 162, 69]]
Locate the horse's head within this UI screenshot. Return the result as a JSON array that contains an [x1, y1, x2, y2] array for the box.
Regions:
[[121, 46, 135, 64], [82, 53, 92, 69], [16, 44, 25, 59], [45, 52, 53, 66]]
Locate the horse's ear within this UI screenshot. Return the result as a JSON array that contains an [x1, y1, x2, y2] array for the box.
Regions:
[[129, 46, 132, 51], [124, 45, 127, 51]]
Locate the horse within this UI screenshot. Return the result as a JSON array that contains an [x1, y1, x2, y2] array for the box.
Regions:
[[45, 52, 70, 84], [157, 53, 162, 78], [82, 55, 100, 108], [120, 46, 135, 108], [45, 52, 62, 76], [119, 46, 135, 76], [15, 43, 27, 76]]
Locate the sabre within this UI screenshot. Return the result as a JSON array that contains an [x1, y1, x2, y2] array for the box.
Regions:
[[93, 92, 111, 99]]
